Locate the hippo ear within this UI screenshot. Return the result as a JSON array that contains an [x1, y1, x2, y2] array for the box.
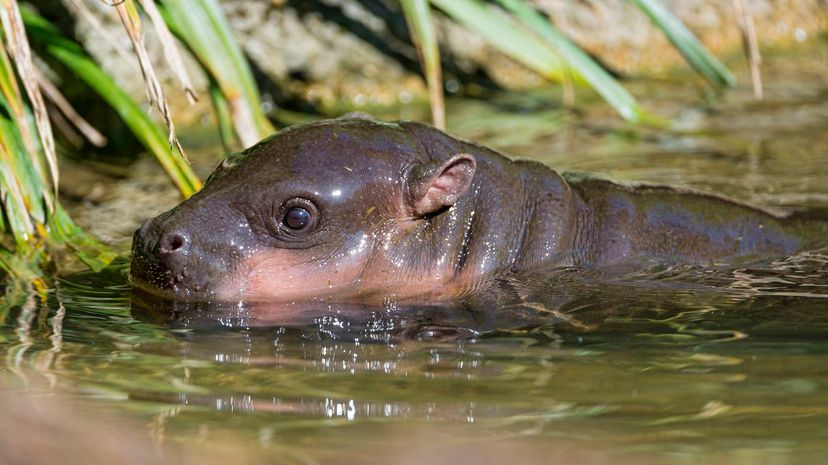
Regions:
[[406, 154, 476, 217]]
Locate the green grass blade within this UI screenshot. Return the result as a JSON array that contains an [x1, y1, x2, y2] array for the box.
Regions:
[[208, 78, 235, 152], [632, 0, 735, 87], [0, 91, 47, 244], [0, 122, 116, 270], [428, 0, 565, 82], [0, 42, 38, 157], [22, 9, 201, 198], [495, 0, 644, 122], [0, 135, 36, 245], [0, 0, 59, 201], [48, 205, 117, 272], [0, 63, 115, 270], [401, 0, 445, 129], [160, 0, 273, 147], [0, 27, 54, 223]]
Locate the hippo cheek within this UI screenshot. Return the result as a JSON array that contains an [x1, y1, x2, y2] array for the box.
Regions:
[[216, 248, 372, 302]]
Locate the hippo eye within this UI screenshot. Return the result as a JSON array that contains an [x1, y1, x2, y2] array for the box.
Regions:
[[284, 207, 310, 230], [277, 198, 318, 236]]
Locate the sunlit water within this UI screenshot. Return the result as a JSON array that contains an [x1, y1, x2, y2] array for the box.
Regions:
[[2, 44, 828, 464]]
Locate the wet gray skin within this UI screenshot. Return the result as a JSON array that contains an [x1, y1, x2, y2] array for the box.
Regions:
[[131, 117, 827, 303]]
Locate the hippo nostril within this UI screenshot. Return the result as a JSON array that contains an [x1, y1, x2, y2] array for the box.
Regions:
[[159, 232, 189, 255]]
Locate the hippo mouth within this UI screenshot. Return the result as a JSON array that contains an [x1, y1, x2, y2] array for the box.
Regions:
[[129, 252, 217, 301], [129, 262, 215, 301]]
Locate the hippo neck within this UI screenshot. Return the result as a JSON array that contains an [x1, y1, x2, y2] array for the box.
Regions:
[[429, 150, 584, 283]]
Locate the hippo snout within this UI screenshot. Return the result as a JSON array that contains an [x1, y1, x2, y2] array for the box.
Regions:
[[131, 216, 215, 299]]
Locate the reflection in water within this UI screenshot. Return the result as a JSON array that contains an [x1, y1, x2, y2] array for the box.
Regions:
[[120, 248, 828, 433]]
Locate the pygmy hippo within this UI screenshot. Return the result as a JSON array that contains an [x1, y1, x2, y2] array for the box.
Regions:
[[131, 118, 825, 303]]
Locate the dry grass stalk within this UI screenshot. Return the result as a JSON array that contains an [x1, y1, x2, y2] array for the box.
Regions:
[[732, 0, 763, 100], [35, 67, 107, 147], [227, 96, 261, 148], [112, 0, 188, 160], [66, 0, 135, 65], [136, 0, 198, 104], [1, 0, 59, 203], [47, 104, 84, 148]]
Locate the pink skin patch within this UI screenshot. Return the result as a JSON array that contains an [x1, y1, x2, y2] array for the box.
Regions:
[[214, 226, 463, 304], [220, 247, 369, 302]]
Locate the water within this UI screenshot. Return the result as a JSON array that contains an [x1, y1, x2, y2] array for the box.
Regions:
[[2, 43, 828, 464]]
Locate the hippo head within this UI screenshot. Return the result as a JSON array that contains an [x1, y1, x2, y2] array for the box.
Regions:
[[131, 118, 478, 303]]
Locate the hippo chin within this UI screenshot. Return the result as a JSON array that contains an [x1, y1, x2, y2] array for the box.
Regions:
[[131, 117, 825, 303]]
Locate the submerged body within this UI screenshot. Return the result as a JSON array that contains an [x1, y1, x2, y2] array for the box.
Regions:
[[131, 118, 825, 303]]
